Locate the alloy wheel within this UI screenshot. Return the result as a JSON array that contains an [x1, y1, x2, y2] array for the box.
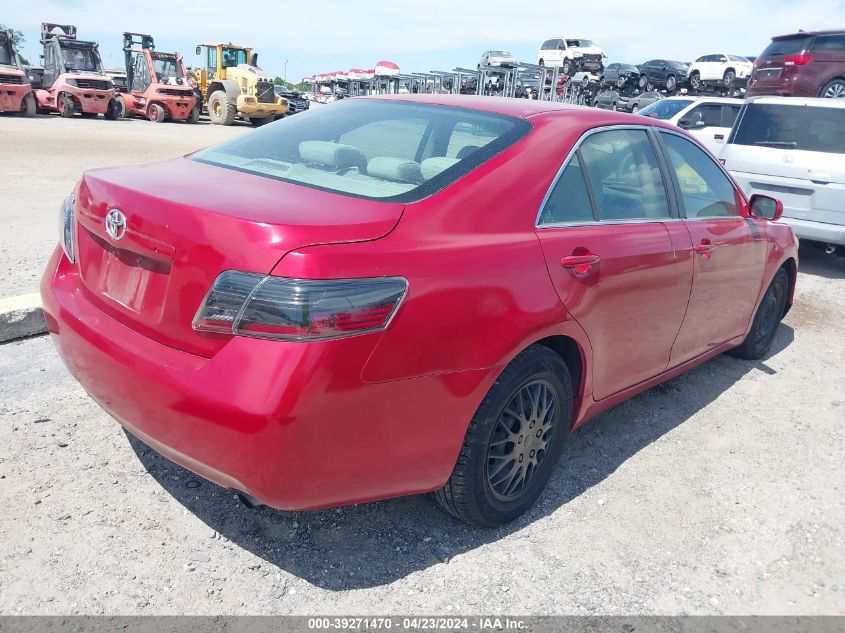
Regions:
[[824, 82, 845, 98], [486, 380, 557, 501]]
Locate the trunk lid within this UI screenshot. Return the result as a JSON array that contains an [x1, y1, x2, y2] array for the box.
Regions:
[[74, 158, 404, 357]]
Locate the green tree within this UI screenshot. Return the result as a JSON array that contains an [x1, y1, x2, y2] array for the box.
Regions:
[[0, 23, 29, 65]]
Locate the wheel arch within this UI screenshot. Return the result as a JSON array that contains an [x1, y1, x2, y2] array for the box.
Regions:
[[208, 80, 241, 100], [819, 76, 845, 97], [780, 257, 798, 317], [530, 334, 587, 427]]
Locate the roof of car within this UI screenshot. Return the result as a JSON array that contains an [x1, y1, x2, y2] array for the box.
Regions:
[[360, 94, 682, 125], [746, 96, 845, 108], [772, 30, 845, 39]]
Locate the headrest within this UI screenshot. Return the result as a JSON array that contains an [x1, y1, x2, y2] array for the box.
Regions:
[[367, 157, 422, 183], [299, 141, 364, 170], [421, 157, 461, 180], [456, 145, 481, 159]]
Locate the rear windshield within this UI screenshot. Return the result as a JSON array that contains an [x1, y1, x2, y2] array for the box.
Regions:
[[760, 36, 812, 57], [638, 99, 694, 120], [731, 103, 845, 154], [193, 100, 531, 202]]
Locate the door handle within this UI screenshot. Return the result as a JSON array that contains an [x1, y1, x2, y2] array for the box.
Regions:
[[694, 239, 714, 259], [561, 254, 600, 275], [714, 134, 725, 140]]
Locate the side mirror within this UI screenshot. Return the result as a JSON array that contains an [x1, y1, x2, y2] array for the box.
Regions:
[[749, 194, 783, 221], [250, 53, 258, 67], [195, 45, 201, 56]]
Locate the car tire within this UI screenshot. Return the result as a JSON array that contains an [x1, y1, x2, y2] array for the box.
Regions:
[[611, 102, 618, 111], [638, 74, 648, 89], [58, 94, 75, 118], [616, 75, 627, 89], [690, 72, 701, 91], [665, 75, 677, 93], [538, 59, 544, 67], [21, 92, 36, 117], [187, 105, 200, 124], [148, 103, 166, 123], [820, 78, 845, 98], [434, 345, 573, 527], [728, 267, 790, 360], [631, 103, 639, 114], [208, 91, 236, 125], [723, 70, 736, 88], [562, 60, 572, 76]]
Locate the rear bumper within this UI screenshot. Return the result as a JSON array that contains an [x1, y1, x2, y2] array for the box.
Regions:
[[236, 95, 287, 117], [0, 83, 30, 112], [40, 248, 487, 510]]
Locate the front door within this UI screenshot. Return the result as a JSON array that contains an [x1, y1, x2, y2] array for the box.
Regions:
[[656, 130, 768, 366], [536, 127, 693, 400]]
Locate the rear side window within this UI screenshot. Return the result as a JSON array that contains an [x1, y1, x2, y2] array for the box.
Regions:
[[685, 104, 723, 128], [812, 34, 845, 51], [193, 100, 531, 202], [660, 132, 738, 218], [730, 103, 845, 154], [760, 36, 812, 56], [538, 128, 670, 224]]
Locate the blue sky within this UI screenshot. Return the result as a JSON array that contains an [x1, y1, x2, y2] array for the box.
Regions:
[[5, 0, 841, 82]]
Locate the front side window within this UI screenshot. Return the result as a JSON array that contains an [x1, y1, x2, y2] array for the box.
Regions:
[[152, 56, 187, 85], [730, 103, 845, 155], [660, 132, 738, 218], [193, 100, 531, 202], [0, 40, 12, 66], [221, 48, 246, 68], [684, 103, 723, 128]]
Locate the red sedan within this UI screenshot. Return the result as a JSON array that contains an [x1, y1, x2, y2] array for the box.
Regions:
[[42, 95, 798, 527]]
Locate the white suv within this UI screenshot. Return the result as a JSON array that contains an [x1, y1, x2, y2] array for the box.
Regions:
[[688, 53, 754, 90], [721, 96, 845, 250], [637, 96, 742, 155], [536, 37, 605, 75]]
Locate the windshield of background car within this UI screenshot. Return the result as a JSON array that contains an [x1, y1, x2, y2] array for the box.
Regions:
[[153, 56, 188, 85], [638, 99, 694, 119], [567, 39, 595, 48], [61, 45, 100, 71], [731, 104, 845, 155], [728, 55, 749, 62], [760, 36, 812, 56], [489, 51, 510, 57], [193, 100, 532, 202]]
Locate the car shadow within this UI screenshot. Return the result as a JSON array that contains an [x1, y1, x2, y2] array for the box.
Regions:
[[127, 325, 794, 591], [798, 243, 845, 280]]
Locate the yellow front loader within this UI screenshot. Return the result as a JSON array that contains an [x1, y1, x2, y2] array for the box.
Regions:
[[192, 42, 287, 126]]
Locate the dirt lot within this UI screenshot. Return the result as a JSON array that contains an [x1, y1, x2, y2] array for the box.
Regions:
[[0, 115, 247, 298], [0, 114, 844, 616]]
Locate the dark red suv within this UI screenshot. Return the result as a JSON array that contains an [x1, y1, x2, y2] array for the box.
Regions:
[[748, 30, 845, 98]]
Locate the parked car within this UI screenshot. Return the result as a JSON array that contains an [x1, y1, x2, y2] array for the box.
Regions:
[[41, 95, 797, 528], [627, 91, 663, 113], [600, 63, 640, 90], [748, 30, 845, 98], [688, 54, 754, 90], [537, 37, 605, 75], [638, 96, 742, 155], [637, 59, 690, 93], [594, 89, 628, 110], [721, 96, 845, 253], [479, 50, 517, 69], [274, 85, 309, 114]]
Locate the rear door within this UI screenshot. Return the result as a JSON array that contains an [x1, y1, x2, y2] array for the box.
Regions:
[[657, 130, 768, 366], [535, 126, 693, 400], [810, 34, 845, 96]]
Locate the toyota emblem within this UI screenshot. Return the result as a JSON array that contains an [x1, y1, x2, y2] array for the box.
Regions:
[[105, 208, 127, 241]]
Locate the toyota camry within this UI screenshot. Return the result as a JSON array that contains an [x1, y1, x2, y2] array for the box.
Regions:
[[42, 95, 797, 527]]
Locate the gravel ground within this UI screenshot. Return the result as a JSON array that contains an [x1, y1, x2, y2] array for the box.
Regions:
[[0, 244, 843, 615], [0, 114, 248, 298]]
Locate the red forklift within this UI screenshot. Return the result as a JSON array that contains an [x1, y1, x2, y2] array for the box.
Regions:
[[0, 28, 35, 116], [30, 23, 122, 118], [119, 32, 198, 123]]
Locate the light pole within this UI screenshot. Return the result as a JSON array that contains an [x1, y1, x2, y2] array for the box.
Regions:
[[284, 59, 288, 86]]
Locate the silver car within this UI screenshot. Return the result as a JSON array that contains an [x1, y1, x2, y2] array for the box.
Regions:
[[479, 50, 517, 69]]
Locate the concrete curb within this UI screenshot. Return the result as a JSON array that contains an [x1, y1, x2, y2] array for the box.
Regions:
[[0, 293, 47, 343]]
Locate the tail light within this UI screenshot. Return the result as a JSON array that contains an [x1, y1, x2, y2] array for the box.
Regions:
[[784, 53, 812, 66], [193, 271, 407, 342], [58, 193, 75, 263]]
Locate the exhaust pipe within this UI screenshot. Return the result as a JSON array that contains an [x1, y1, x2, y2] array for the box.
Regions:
[[235, 491, 263, 509]]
